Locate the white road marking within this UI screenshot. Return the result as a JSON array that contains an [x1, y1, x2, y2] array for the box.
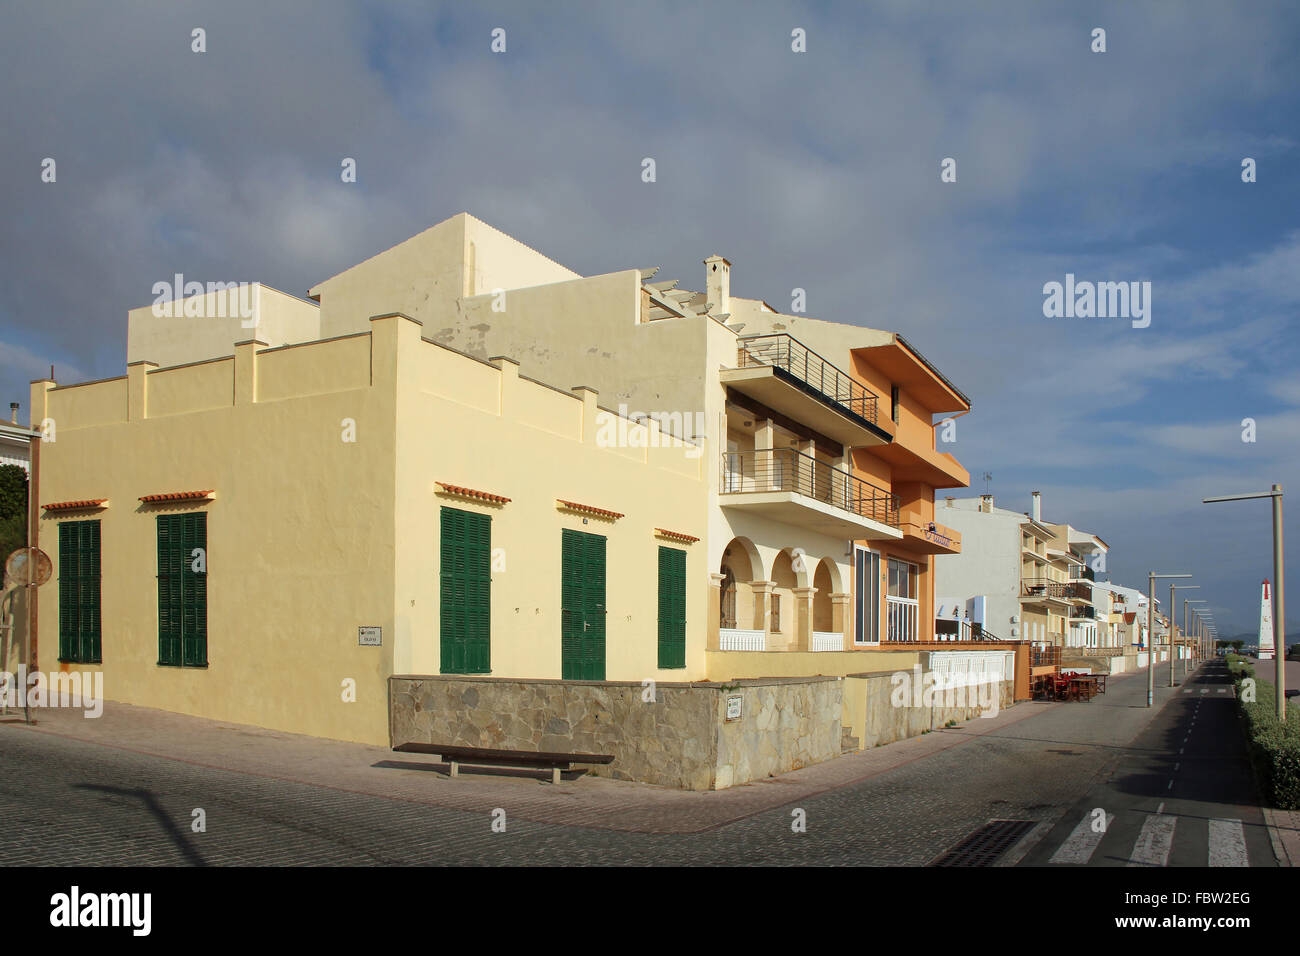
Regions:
[[1208, 819, 1248, 867], [1050, 812, 1115, 865], [1128, 814, 1177, 867], [1156, 802, 1165, 814]]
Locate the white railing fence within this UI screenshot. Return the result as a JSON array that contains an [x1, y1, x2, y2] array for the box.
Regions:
[[887, 596, 919, 642], [719, 628, 766, 651], [811, 631, 844, 652]]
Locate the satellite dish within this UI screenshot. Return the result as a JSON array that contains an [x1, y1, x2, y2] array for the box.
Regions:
[[5, 548, 51, 587]]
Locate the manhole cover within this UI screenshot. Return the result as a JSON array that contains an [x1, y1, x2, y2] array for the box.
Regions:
[[929, 819, 1036, 867]]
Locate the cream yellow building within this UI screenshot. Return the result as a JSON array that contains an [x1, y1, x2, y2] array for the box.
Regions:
[[35, 312, 707, 745], [32, 213, 1004, 773]]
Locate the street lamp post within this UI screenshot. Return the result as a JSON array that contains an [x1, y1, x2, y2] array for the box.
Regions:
[[1187, 599, 1209, 677], [1170, 585, 1199, 686], [1148, 572, 1192, 707], [1204, 485, 1285, 719]]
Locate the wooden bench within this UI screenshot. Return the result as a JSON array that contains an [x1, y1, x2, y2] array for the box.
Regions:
[[392, 742, 615, 784]]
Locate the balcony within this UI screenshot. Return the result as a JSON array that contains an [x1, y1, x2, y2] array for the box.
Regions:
[[1019, 577, 1088, 603], [720, 447, 901, 540], [721, 334, 893, 448], [898, 517, 961, 555], [1069, 606, 1096, 620]]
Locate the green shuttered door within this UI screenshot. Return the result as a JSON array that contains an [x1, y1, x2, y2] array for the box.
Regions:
[[657, 546, 686, 669], [157, 513, 207, 667], [58, 520, 101, 663], [561, 529, 606, 680], [440, 507, 491, 674]]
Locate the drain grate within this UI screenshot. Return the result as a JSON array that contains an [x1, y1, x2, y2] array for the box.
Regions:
[[929, 819, 1037, 867]]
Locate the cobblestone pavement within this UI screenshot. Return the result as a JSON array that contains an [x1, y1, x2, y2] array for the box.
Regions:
[[0, 668, 1243, 865]]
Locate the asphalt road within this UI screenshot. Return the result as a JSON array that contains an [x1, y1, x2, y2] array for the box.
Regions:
[[1020, 660, 1274, 866]]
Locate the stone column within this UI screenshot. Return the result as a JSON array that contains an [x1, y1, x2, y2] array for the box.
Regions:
[[831, 592, 852, 645], [708, 572, 724, 651], [750, 580, 774, 636], [793, 586, 816, 651]]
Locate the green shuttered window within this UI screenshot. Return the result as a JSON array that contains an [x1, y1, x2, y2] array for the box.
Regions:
[[657, 546, 686, 668], [561, 529, 607, 680], [440, 507, 491, 674], [157, 512, 207, 667], [58, 520, 101, 664]]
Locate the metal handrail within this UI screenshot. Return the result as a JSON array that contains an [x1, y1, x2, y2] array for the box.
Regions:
[[720, 447, 899, 526], [736, 333, 880, 425]]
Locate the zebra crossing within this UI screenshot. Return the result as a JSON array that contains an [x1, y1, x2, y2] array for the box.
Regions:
[[1047, 809, 1251, 867]]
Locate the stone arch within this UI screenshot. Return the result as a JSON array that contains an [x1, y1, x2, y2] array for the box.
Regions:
[[719, 537, 763, 630]]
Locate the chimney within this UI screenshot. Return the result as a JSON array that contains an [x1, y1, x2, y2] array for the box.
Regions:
[[1031, 490, 1042, 522], [704, 255, 731, 314], [980, 494, 994, 514], [8, 403, 16, 425]]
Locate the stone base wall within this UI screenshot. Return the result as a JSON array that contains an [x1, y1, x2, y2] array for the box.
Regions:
[[388, 674, 842, 791], [842, 670, 1014, 751]]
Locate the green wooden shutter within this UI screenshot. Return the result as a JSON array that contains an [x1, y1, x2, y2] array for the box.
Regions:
[[78, 521, 101, 663], [159, 513, 208, 667], [658, 546, 686, 669], [58, 523, 77, 662], [561, 529, 581, 679], [586, 534, 606, 680], [561, 530, 606, 680], [58, 520, 102, 664], [157, 516, 181, 665], [181, 513, 208, 666], [440, 507, 490, 674]]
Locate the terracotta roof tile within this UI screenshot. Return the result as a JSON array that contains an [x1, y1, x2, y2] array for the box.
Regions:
[[556, 499, 624, 520], [42, 498, 108, 512], [139, 490, 215, 503], [654, 528, 700, 543], [436, 483, 511, 505]]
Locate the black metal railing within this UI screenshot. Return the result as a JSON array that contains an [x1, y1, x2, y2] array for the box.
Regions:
[[720, 447, 899, 526], [736, 334, 880, 425], [1021, 577, 1090, 601], [1075, 565, 1096, 582], [934, 619, 1003, 642]]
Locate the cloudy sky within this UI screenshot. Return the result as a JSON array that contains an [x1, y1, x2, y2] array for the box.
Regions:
[[2, 1, 1296, 637]]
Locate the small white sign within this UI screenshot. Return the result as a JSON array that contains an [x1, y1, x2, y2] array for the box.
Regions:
[[358, 626, 382, 646], [726, 695, 743, 721]]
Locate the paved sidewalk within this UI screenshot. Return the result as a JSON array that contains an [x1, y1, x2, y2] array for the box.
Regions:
[[3, 689, 1052, 835]]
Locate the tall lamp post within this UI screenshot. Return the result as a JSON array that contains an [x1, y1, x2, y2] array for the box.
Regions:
[[1170, 584, 1199, 686], [1187, 598, 1209, 677], [1204, 485, 1285, 720], [1148, 572, 1192, 707]]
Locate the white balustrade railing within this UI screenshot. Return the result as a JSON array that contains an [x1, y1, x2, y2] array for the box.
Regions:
[[811, 631, 843, 652], [719, 628, 766, 651]]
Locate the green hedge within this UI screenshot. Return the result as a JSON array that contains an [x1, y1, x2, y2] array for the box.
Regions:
[[1231, 665, 1300, 810]]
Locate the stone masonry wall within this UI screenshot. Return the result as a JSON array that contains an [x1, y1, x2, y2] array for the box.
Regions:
[[844, 671, 1015, 751], [389, 674, 843, 790]]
